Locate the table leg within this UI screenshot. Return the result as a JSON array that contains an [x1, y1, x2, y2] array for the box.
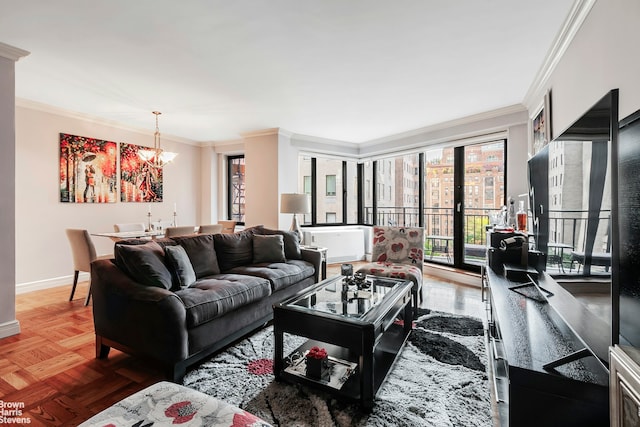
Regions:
[[273, 318, 284, 380], [361, 327, 375, 410]]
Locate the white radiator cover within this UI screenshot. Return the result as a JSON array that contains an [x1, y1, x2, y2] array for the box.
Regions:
[[303, 229, 365, 263]]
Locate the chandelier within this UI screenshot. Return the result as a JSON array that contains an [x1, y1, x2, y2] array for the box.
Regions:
[[138, 111, 178, 168]]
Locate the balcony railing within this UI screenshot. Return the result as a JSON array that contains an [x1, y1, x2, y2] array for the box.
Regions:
[[364, 206, 612, 272]]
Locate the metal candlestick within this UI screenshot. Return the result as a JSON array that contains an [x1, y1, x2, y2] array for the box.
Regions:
[[173, 212, 177, 227], [147, 212, 152, 232]]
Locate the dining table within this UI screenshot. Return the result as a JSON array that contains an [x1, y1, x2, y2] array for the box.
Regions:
[[91, 230, 165, 241]]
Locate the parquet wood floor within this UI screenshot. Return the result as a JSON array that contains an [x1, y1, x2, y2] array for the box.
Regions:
[[1, 283, 165, 426], [0, 264, 481, 426]]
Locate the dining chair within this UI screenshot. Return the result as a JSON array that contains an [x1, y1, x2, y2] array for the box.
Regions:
[[114, 223, 146, 232], [218, 220, 237, 234], [198, 224, 224, 234], [164, 226, 197, 237], [65, 229, 112, 306]]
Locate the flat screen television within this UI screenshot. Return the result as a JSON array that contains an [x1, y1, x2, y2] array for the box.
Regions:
[[617, 108, 640, 347], [527, 90, 618, 365]]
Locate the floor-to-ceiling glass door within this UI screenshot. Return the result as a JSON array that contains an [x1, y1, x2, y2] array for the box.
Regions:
[[424, 140, 506, 270], [424, 148, 455, 265], [458, 141, 505, 269]]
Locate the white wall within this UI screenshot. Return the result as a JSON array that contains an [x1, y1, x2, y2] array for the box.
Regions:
[[14, 105, 202, 292], [278, 131, 302, 230], [243, 129, 280, 228], [545, 0, 640, 136], [199, 145, 216, 225], [0, 48, 24, 338]]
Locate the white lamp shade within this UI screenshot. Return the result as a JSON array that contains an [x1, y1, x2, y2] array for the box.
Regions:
[[280, 193, 310, 214]]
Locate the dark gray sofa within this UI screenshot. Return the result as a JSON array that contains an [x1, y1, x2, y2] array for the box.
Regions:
[[90, 226, 321, 381]]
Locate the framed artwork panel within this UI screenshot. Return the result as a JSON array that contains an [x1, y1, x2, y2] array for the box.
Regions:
[[532, 90, 552, 155], [120, 142, 163, 202], [59, 133, 117, 203]]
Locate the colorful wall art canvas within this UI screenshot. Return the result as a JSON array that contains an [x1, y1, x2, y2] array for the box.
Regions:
[[120, 142, 163, 202], [59, 133, 117, 203]]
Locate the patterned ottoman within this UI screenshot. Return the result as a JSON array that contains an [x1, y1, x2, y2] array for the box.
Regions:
[[78, 381, 271, 427]]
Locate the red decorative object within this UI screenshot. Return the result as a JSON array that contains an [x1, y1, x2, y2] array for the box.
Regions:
[[307, 346, 327, 359], [306, 346, 328, 379]]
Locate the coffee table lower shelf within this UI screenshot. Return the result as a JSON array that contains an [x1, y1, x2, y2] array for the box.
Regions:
[[277, 323, 410, 406], [284, 351, 358, 390]]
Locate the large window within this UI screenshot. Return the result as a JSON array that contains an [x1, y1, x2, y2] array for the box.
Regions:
[[298, 155, 358, 225], [298, 142, 504, 273], [227, 155, 245, 224], [374, 153, 421, 226]]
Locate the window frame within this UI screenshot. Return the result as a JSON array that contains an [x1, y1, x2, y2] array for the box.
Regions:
[[227, 155, 245, 225]]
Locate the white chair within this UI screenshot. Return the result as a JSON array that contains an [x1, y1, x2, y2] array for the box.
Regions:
[[164, 226, 197, 237], [65, 229, 112, 306], [114, 223, 146, 232], [218, 220, 237, 234], [198, 224, 223, 234]]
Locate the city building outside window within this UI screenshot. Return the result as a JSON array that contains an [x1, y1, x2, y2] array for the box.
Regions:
[[227, 155, 245, 224]]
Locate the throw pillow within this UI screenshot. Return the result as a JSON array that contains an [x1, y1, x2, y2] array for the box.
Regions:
[[252, 234, 286, 264], [170, 234, 220, 278], [114, 241, 173, 290], [164, 245, 197, 289], [213, 231, 254, 271], [252, 226, 302, 260]]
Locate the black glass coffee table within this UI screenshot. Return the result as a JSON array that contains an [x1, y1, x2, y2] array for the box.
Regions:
[[273, 274, 413, 410]]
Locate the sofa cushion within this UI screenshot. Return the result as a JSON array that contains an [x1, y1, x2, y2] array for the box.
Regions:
[[171, 234, 220, 278], [251, 226, 302, 260], [213, 232, 254, 271], [175, 274, 271, 328], [164, 245, 197, 289], [253, 234, 286, 264], [114, 241, 173, 290], [228, 259, 314, 292]]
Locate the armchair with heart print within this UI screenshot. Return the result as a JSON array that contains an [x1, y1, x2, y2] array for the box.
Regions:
[[356, 226, 425, 318]]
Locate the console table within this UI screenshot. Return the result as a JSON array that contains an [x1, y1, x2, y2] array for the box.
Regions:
[[484, 265, 609, 426]]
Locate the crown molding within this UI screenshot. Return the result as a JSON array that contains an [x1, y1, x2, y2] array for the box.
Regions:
[[0, 42, 29, 61], [289, 132, 356, 148], [239, 128, 281, 138], [522, 0, 596, 110], [289, 132, 360, 158], [15, 98, 201, 146], [360, 104, 526, 148]]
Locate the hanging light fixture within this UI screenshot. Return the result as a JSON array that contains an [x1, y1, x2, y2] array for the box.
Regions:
[[138, 111, 178, 168]]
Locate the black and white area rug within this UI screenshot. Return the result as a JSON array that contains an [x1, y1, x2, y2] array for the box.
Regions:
[[183, 309, 491, 427]]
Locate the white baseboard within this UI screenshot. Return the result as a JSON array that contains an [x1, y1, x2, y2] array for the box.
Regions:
[[0, 320, 20, 339], [16, 273, 87, 295]]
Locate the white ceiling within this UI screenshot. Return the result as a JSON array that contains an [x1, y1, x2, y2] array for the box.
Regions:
[[0, 1, 575, 144]]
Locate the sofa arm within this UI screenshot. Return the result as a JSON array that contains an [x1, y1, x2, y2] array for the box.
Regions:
[[91, 259, 189, 363], [300, 248, 322, 283]]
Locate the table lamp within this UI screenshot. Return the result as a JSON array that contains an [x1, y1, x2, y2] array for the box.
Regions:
[[280, 193, 310, 244]]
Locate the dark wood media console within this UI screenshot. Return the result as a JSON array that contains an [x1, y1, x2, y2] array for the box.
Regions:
[[484, 265, 609, 426]]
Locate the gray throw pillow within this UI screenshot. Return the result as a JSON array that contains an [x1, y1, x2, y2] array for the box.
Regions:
[[164, 245, 197, 289], [213, 231, 254, 271], [253, 234, 286, 264], [114, 241, 173, 290], [251, 226, 302, 260], [170, 234, 220, 278]]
